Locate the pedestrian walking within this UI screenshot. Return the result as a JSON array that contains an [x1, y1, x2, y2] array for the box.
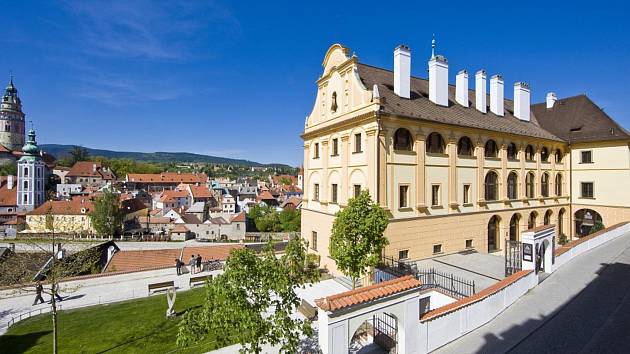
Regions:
[[51, 284, 62, 303], [196, 254, 202, 273], [189, 255, 196, 275], [175, 258, 182, 276], [32, 282, 44, 305]]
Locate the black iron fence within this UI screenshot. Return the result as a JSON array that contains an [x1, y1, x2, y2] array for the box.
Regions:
[[376, 256, 476, 299]]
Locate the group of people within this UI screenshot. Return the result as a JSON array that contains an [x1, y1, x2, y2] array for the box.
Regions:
[[32, 281, 62, 306], [174, 255, 222, 276]]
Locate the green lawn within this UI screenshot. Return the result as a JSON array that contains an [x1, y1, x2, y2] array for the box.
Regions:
[[0, 287, 229, 354]]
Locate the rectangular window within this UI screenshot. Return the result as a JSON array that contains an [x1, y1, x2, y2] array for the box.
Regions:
[[466, 239, 473, 248], [314, 143, 320, 159], [354, 133, 362, 153], [431, 185, 440, 206], [463, 184, 471, 204], [398, 249, 409, 260], [419, 297, 431, 315], [581, 151, 593, 163], [581, 182, 594, 198], [331, 138, 339, 156], [313, 184, 320, 201], [399, 185, 408, 208], [311, 231, 318, 251], [353, 184, 361, 198], [433, 244, 442, 254], [331, 184, 338, 204]]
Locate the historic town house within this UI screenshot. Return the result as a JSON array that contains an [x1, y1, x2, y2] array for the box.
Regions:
[[301, 43, 630, 274]]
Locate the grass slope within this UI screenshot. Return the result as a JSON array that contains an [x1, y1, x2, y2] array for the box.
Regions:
[[40, 144, 291, 168], [0, 288, 229, 354]]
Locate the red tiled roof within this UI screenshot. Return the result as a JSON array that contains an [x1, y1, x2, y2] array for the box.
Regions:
[[0, 176, 17, 206], [138, 216, 172, 224], [230, 211, 246, 223], [257, 190, 275, 201], [159, 190, 189, 203], [315, 275, 422, 312], [171, 224, 190, 233], [420, 270, 533, 321], [127, 172, 208, 184], [105, 249, 181, 272], [29, 197, 94, 215], [527, 224, 555, 233], [189, 185, 213, 198]]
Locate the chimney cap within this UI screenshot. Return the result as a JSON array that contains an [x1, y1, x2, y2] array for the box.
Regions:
[[457, 69, 468, 75], [476, 70, 487, 76], [430, 54, 448, 63], [491, 74, 503, 81], [514, 82, 530, 89], [395, 44, 410, 52]]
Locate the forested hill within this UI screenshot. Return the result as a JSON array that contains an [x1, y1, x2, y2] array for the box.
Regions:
[[40, 144, 291, 168]]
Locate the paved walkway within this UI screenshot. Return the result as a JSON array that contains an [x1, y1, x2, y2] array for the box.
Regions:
[[435, 229, 630, 353], [414, 251, 504, 291], [0, 266, 222, 335]]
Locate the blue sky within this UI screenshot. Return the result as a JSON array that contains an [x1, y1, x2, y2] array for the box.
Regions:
[[2, 1, 629, 166]]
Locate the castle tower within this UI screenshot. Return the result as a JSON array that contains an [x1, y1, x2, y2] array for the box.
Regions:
[[17, 129, 45, 212], [0, 76, 26, 151]]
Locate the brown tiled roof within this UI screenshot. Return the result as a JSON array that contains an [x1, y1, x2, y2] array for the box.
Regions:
[[181, 245, 244, 262], [420, 270, 533, 321], [532, 94, 630, 143], [127, 172, 208, 184], [179, 213, 202, 224], [257, 190, 275, 201], [0, 144, 11, 153], [172, 224, 190, 233], [159, 190, 189, 203], [526, 224, 555, 233], [121, 198, 146, 214], [281, 197, 302, 208], [66, 161, 115, 179], [315, 275, 422, 312], [189, 185, 213, 198], [29, 197, 94, 215], [138, 216, 172, 224], [105, 249, 181, 272], [356, 63, 562, 141], [0, 176, 17, 206]]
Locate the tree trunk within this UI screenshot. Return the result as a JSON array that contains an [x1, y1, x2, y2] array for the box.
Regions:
[[52, 283, 58, 354]]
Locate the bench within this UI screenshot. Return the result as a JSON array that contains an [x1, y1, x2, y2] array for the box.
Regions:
[[148, 281, 175, 295], [189, 275, 213, 287]]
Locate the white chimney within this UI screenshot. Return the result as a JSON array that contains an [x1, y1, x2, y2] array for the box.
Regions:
[[475, 70, 487, 113], [514, 82, 531, 121], [394, 45, 411, 99], [546, 92, 557, 109], [429, 55, 449, 106], [93, 164, 97, 172], [7, 175, 13, 190], [455, 70, 469, 107], [490, 74, 504, 116]]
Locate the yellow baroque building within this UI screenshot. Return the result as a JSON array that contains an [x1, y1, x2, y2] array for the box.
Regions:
[[301, 44, 630, 274]]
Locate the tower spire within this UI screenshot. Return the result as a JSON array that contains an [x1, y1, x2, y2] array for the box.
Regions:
[[431, 34, 436, 59]]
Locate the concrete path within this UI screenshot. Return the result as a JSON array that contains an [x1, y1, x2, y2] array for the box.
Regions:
[[0, 266, 223, 335], [414, 251, 504, 291], [435, 229, 630, 354]]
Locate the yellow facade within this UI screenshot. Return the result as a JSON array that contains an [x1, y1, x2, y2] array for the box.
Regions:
[[25, 214, 95, 234], [301, 44, 630, 274]]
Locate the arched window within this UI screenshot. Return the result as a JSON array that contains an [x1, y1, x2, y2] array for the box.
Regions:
[[330, 92, 338, 112], [509, 214, 520, 241], [484, 171, 499, 201], [541, 172, 550, 197], [23, 167, 28, 177], [558, 208, 566, 236], [484, 140, 498, 158], [528, 211, 538, 229], [555, 173, 563, 196], [507, 143, 518, 160], [541, 147, 549, 162], [507, 172, 518, 200], [393, 128, 413, 151], [426, 132, 445, 154], [555, 149, 563, 163], [525, 145, 535, 161], [457, 136, 473, 156], [488, 215, 500, 252], [526, 172, 535, 198], [544, 210, 553, 225]]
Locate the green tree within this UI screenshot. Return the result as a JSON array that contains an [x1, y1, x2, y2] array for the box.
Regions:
[[590, 221, 605, 234], [279, 208, 300, 232], [89, 189, 124, 237], [0, 162, 17, 176], [69, 146, 90, 165], [329, 190, 389, 289], [177, 237, 318, 353]]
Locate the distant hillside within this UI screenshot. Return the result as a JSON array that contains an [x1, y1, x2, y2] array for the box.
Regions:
[[40, 144, 291, 168]]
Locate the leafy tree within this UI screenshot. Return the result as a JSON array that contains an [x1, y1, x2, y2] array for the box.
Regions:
[[89, 189, 125, 237], [279, 208, 300, 232], [558, 233, 569, 245], [177, 237, 318, 353], [69, 146, 90, 165], [329, 190, 389, 289], [0, 162, 17, 176]]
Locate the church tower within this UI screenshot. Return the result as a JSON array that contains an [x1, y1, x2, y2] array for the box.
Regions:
[[17, 129, 45, 212], [0, 76, 26, 151]]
